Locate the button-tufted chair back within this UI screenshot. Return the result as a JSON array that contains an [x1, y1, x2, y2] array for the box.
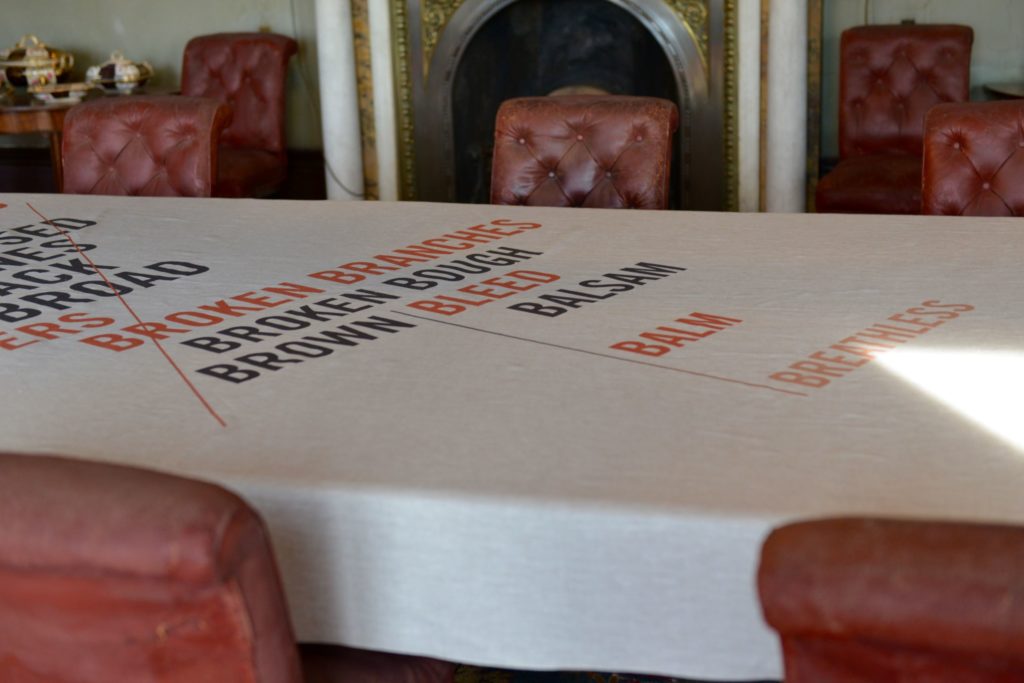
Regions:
[[923, 101, 1024, 216], [62, 96, 231, 197], [816, 24, 972, 215], [835, 24, 970, 159], [490, 96, 679, 209], [759, 517, 1024, 682], [181, 33, 297, 197], [0, 452, 458, 683], [182, 32, 296, 154], [839, 24, 973, 159]]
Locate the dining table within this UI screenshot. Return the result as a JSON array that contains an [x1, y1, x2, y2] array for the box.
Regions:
[[1, 193, 1023, 680]]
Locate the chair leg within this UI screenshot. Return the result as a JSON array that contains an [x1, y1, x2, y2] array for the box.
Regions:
[[49, 131, 63, 192]]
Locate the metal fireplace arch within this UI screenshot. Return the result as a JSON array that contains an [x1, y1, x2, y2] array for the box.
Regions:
[[409, 0, 729, 210]]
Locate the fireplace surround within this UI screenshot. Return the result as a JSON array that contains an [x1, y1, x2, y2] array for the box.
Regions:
[[315, 0, 819, 213], [404, 0, 734, 210]]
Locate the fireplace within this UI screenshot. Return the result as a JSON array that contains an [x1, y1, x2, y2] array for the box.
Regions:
[[399, 0, 736, 210], [316, 0, 818, 213]]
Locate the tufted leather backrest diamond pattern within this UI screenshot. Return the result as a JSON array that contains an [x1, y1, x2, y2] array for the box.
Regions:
[[490, 96, 678, 209], [62, 96, 231, 197], [839, 24, 972, 159], [923, 101, 1024, 216], [181, 33, 297, 154]]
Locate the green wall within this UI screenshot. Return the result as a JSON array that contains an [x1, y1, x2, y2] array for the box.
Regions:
[[1, 0, 322, 149]]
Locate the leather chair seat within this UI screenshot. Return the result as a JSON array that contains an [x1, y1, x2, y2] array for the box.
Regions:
[[815, 154, 923, 214], [216, 148, 288, 198], [490, 95, 678, 209], [923, 100, 1024, 216]]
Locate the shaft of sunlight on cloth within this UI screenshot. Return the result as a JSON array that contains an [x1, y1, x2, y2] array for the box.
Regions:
[[877, 348, 1024, 451]]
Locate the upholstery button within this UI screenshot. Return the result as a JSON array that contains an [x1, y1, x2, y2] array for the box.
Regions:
[[518, 138, 526, 145], [635, 135, 643, 142], [606, 171, 612, 178], [982, 182, 991, 190], [576, 134, 583, 141], [953, 142, 961, 150], [1018, 140, 1024, 147], [548, 171, 555, 178]]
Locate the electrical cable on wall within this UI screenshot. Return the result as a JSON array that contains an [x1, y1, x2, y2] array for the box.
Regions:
[[289, 0, 364, 199]]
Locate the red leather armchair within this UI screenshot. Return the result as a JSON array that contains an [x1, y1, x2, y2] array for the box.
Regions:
[[758, 517, 1024, 682], [923, 100, 1024, 216], [181, 32, 298, 198], [0, 452, 455, 683], [62, 95, 231, 196], [816, 25, 973, 214], [490, 95, 678, 209]]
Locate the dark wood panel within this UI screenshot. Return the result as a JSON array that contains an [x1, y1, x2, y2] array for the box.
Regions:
[[0, 147, 327, 200], [0, 147, 58, 193], [276, 149, 327, 200]]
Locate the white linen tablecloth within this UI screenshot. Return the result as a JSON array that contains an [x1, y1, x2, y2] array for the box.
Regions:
[[2, 194, 1023, 679]]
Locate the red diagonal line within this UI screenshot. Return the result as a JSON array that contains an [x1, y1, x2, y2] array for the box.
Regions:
[[26, 201, 227, 428], [394, 311, 809, 397]]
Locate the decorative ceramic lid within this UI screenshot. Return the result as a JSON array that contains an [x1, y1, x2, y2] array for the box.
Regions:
[[0, 35, 73, 87], [86, 51, 153, 93]]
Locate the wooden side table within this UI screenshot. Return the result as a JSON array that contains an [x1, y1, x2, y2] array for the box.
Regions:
[[0, 96, 74, 192], [983, 82, 1024, 100]]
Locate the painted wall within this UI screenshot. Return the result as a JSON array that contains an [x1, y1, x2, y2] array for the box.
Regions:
[[821, 0, 1024, 159], [8, 1, 1020, 179], [1, 0, 323, 149]]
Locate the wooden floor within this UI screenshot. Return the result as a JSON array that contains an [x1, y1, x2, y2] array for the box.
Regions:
[[0, 147, 328, 200]]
